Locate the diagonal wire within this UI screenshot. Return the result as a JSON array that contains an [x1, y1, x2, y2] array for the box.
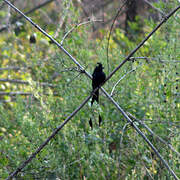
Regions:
[[6, 95, 92, 180], [127, 112, 180, 157], [3, 0, 180, 179], [4, 0, 179, 178], [3, 0, 180, 89], [99, 87, 179, 180], [104, 4, 180, 84]]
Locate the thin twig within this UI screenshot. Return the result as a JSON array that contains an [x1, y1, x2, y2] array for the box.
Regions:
[[0, 78, 55, 88], [143, 163, 154, 179], [59, 67, 80, 72], [106, 0, 128, 74], [6, 94, 91, 180], [100, 87, 179, 180], [0, 92, 32, 96], [127, 112, 180, 158], [60, 19, 103, 45], [143, 120, 180, 125], [0, 66, 22, 70], [118, 123, 129, 159], [110, 63, 141, 96], [143, 0, 166, 16], [118, 122, 130, 179], [130, 57, 180, 63], [0, 99, 15, 103], [0, 91, 59, 96], [104, 5, 180, 85], [68, 157, 84, 166]]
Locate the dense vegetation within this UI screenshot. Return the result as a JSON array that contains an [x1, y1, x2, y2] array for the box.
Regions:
[[0, 0, 179, 179]]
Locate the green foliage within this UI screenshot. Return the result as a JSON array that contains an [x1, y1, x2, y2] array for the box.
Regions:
[[0, 1, 179, 179]]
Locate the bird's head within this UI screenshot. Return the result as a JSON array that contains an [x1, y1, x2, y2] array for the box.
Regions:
[[97, 62, 104, 69]]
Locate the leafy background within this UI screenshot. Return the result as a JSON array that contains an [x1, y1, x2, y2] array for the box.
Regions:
[[0, 0, 179, 179]]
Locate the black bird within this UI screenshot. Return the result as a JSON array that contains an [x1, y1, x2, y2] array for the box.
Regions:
[[89, 63, 106, 128], [91, 62, 106, 106]]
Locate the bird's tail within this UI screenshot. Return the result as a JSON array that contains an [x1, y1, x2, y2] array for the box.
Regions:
[[91, 89, 99, 106]]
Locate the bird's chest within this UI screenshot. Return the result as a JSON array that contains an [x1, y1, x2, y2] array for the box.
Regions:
[[92, 72, 104, 87]]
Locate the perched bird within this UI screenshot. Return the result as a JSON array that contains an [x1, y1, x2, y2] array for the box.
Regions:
[[89, 63, 106, 128], [91, 62, 106, 106]]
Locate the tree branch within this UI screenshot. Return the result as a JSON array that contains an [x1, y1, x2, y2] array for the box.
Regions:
[[0, 78, 55, 88]]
